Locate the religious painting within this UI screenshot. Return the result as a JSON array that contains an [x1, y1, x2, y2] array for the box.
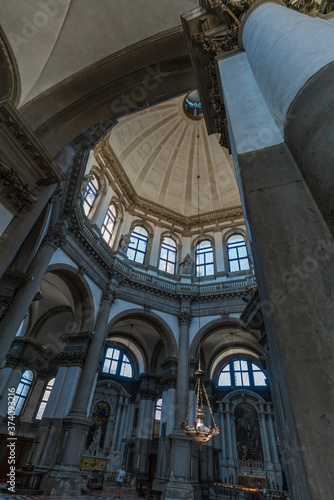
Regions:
[[85, 401, 110, 454], [234, 403, 263, 462]]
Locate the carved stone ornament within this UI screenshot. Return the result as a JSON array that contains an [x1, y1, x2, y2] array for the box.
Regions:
[[57, 351, 87, 367], [178, 310, 192, 327], [43, 226, 66, 249], [118, 232, 131, 253], [100, 288, 116, 306], [0, 166, 37, 214], [0, 297, 13, 320]]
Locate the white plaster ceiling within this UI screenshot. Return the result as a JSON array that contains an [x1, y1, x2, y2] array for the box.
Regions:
[[0, 0, 198, 105], [108, 95, 240, 216]]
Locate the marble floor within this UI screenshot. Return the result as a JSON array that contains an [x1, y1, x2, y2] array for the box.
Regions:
[[0, 485, 140, 500]]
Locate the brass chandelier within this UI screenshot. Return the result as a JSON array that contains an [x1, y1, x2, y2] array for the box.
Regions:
[[180, 124, 220, 447]]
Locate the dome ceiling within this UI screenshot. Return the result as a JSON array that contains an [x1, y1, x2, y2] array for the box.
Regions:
[[108, 95, 240, 217]]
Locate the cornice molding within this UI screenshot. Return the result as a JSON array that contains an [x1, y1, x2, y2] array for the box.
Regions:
[[95, 142, 243, 229]]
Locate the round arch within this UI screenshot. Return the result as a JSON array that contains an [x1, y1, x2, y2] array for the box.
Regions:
[[45, 264, 95, 332], [107, 308, 177, 359]]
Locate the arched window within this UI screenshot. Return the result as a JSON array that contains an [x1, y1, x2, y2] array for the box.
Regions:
[[154, 398, 162, 437], [195, 239, 214, 277], [35, 378, 55, 420], [159, 237, 177, 274], [101, 203, 117, 245], [227, 234, 250, 272], [83, 174, 99, 216], [218, 360, 267, 388], [13, 370, 34, 416], [127, 226, 148, 264], [102, 347, 133, 378]]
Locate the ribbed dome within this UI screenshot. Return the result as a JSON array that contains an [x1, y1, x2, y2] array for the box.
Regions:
[[108, 95, 240, 217]]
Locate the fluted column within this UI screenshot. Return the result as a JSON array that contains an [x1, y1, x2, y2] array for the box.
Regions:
[[175, 308, 192, 425], [0, 227, 66, 366]]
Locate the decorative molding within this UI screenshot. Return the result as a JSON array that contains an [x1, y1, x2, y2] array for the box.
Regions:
[[0, 165, 37, 214], [100, 288, 116, 306], [43, 226, 66, 250], [0, 103, 65, 185], [0, 297, 13, 320], [57, 350, 87, 367], [161, 373, 177, 390], [178, 310, 192, 327]]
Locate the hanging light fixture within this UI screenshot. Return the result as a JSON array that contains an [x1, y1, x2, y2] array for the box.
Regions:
[[180, 124, 220, 447]]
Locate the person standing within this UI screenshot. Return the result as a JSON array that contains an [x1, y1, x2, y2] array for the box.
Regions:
[[115, 465, 126, 498], [257, 479, 267, 500]]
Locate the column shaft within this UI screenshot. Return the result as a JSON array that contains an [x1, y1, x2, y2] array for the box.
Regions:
[[175, 310, 191, 425]]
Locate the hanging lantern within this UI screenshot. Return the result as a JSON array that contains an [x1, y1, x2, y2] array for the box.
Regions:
[[181, 367, 220, 447]]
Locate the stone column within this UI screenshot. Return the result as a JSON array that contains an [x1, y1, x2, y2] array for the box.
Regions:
[[212, 4, 334, 497], [267, 404, 280, 467], [111, 397, 123, 450], [117, 398, 128, 450], [259, 405, 272, 468], [175, 308, 192, 425], [224, 404, 233, 467], [0, 142, 75, 280], [0, 227, 65, 366], [43, 286, 115, 496]]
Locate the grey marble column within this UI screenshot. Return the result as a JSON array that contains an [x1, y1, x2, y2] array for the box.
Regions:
[[259, 405, 272, 466], [267, 404, 280, 466], [43, 286, 115, 495], [224, 404, 233, 466], [175, 308, 192, 425], [111, 397, 123, 450], [117, 399, 128, 450], [69, 288, 115, 418], [0, 227, 66, 366]]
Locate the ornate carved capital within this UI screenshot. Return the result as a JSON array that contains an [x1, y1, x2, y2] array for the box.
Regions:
[[100, 288, 116, 306], [178, 310, 192, 327], [43, 226, 66, 249], [0, 165, 37, 214], [0, 297, 13, 320], [161, 373, 177, 391], [57, 350, 87, 367]]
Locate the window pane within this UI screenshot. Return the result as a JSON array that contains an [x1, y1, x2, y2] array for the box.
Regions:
[[252, 363, 260, 371], [103, 359, 111, 372], [242, 372, 250, 386], [167, 262, 175, 274], [36, 402, 47, 420], [112, 349, 120, 360], [196, 266, 204, 277], [197, 253, 204, 265], [160, 248, 168, 259], [233, 360, 240, 371], [235, 372, 242, 386], [218, 372, 231, 386], [254, 371, 267, 386], [239, 259, 250, 270], [123, 354, 129, 363], [240, 360, 248, 371], [136, 252, 145, 264], [159, 260, 166, 272], [205, 251, 214, 264], [24, 371, 34, 381], [127, 248, 136, 260], [169, 251, 176, 263], [238, 246, 247, 258], [230, 260, 239, 272], [228, 234, 244, 244], [138, 240, 147, 252], [110, 360, 117, 374], [120, 362, 132, 378], [206, 264, 214, 276], [228, 248, 238, 259], [106, 348, 113, 359], [222, 365, 230, 372], [16, 382, 24, 395]]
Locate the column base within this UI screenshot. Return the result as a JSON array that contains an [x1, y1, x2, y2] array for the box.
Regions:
[[165, 479, 194, 500], [42, 467, 84, 497]]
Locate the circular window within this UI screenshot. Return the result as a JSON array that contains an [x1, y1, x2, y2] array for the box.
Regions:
[[184, 90, 203, 120]]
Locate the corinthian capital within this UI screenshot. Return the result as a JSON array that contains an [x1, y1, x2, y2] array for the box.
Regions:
[[100, 288, 116, 306], [43, 226, 66, 249], [0, 165, 37, 214], [178, 310, 192, 327]]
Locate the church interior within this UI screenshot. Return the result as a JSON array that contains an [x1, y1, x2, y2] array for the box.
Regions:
[[0, 1, 333, 499]]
